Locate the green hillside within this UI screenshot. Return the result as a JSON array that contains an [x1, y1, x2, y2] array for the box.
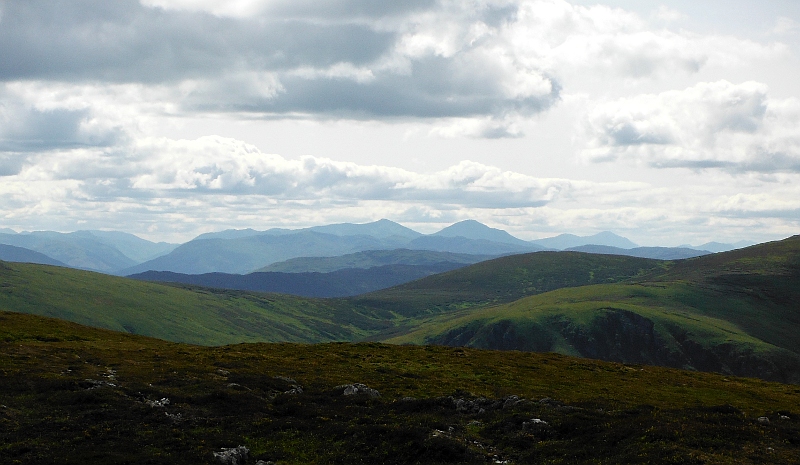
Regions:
[[2, 237, 799, 384], [258, 248, 494, 273], [2, 311, 799, 464], [350, 251, 663, 318], [386, 237, 800, 383], [0, 261, 390, 345]]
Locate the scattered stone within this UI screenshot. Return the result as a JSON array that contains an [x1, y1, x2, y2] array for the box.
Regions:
[[82, 379, 116, 389], [337, 383, 380, 398], [522, 418, 549, 430], [274, 376, 303, 394], [502, 395, 521, 409], [451, 396, 499, 414], [757, 416, 770, 425], [780, 415, 790, 420], [216, 369, 230, 376], [165, 412, 182, 423], [213, 445, 249, 465], [254, 461, 275, 465], [145, 397, 170, 408]]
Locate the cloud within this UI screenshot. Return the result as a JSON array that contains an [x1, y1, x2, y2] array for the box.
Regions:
[[0, 91, 124, 153], [0, 0, 785, 141], [581, 80, 800, 173], [1, 133, 796, 245], [5, 135, 570, 209]]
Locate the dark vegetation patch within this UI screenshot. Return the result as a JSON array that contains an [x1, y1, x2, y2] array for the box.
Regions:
[[2, 311, 800, 464]]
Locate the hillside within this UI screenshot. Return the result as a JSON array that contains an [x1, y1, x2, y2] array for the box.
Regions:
[[2, 237, 799, 384], [351, 252, 663, 318], [2, 311, 799, 464], [258, 249, 495, 273], [565, 244, 710, 260], [386, 237, 800, 383], [0, 261, 390, 345]]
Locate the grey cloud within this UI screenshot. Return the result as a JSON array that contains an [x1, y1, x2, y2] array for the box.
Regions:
[[0, 0, 394, 82], [0, 153, 24, 176], [652, 152, 800, 173], [608, 122, 673, 146], [0, 106, 121, 152], [0, 0, 558, 122], [257, 0, 438, 20], [198, 57, 559, 118], [582, 81, 800, 173]]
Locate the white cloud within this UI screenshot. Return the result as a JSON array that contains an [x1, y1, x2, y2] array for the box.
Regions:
[[581, 80, 800, 172], [773, 16, 800, 35], [653, 5, 686, 23]]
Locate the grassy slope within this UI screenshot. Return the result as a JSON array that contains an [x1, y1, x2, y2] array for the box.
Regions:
[[348, 251, 663, 318], [386, 237, 800, 383], [0, 252, 661, 347], [0, 261, 392, 345], [257, 248, 494, 273], [2, 311, 800, 464]]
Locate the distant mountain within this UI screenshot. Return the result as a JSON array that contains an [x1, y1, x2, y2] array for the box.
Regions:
[[122, 231, 417, 275], [530, 231, 638, 250], [407, 235, 544, 255], [0, 231, 137, 273], [259, 248, 495, 273], [0, 244, 68, 267], [193, 219, 422, 243], [193, 228, 290, 241], [565, 245, 711, 260], [682, 241, 755, 253], [130, 262, 466, 298], [0, 228, 17, 234], [72, 230, 177, 263], [432, 220, 530, 246], [308, 219, 422, 240]]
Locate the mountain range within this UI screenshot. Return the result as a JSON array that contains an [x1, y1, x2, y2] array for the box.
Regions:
[[0, 220, 753, 280]]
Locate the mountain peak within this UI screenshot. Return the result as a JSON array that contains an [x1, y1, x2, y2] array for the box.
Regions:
[[531, 231, 638, 250], [432, 220, 528, 245], [308, 219, 421, 239]]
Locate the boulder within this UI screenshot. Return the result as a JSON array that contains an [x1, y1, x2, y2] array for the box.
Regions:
[[213, 445, 249, 465], [336, 383, 380, 398]]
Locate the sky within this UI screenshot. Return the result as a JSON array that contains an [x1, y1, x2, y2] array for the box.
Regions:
[[1, 0, 799, 245]]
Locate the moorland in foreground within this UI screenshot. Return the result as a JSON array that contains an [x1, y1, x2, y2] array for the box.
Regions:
[[2, 311, 799, 464]]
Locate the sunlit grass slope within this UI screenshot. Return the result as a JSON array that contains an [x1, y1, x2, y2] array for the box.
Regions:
[[2, 311, 799, 464], [0, 261, 390, 345], [386, 237, 800, 383], [349, 251, 663, 317]]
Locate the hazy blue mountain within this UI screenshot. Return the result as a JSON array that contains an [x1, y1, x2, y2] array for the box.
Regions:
[[531, 231, 638, 250], [0, 231, 136, 273], [259, 248, 495, 273], [193, 228, 291, 241], [566, 245, 711, 260], [408, 235, 544, 255], [0, 244, 68, 267], [308, 219, 422, 240], [431, 219, 532, 246], [129, 262, 466, 297], [0, 228, 17, 234], [193, 219, 422, 243], [123, 230, 418, 275], [72, 230, 177, 263], [681, 241, 755, 253]]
